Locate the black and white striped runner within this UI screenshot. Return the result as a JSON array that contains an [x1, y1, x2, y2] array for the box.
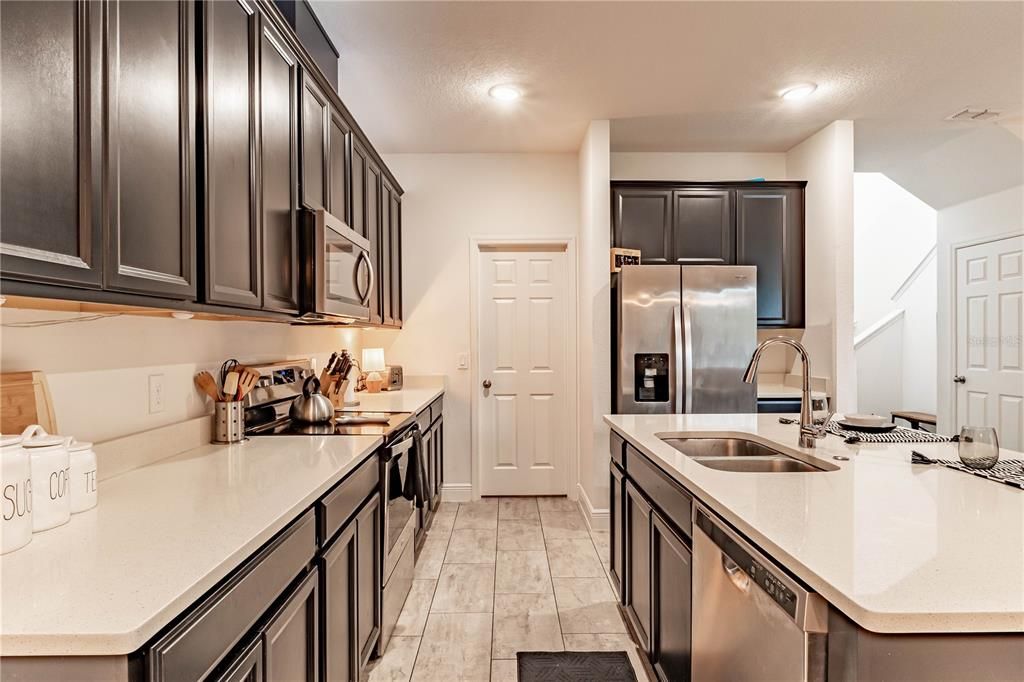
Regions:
[[921, 458, 1024, 490], [825, 420, 950, 444]]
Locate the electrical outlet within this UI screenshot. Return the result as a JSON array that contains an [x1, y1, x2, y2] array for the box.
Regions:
[[457, 353, 469, 370], [148, 374, 165, 414]]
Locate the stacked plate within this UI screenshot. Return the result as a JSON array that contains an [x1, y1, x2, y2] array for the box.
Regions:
[[837, 414, 897, 433]]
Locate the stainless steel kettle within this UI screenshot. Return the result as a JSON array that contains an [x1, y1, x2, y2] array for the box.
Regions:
[[289, 376, 334, 424]]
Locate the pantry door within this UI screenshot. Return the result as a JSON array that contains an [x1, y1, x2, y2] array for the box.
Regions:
[[475, 243, 572, 496], [955, 235, 1023, 451]]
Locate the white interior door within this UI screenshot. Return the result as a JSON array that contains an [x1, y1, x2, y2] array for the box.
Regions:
[[955, 235, 1023, 451], [477, 245, 569, 496]]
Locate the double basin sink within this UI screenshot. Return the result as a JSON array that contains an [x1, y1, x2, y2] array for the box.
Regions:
[[658, 436, 839, 473]]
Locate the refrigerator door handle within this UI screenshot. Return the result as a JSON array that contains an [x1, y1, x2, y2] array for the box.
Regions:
[[683, 303, 695, 413], [673, 305, 684, 413]]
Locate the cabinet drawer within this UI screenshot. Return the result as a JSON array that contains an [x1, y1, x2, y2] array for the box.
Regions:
[[610, 431, 625, 468], [429, 396, 443, 424], [147, 510, 316, 682], [626, 445, 692, 540], [318, 454, 379, 547], [416, 408, 430, 433]]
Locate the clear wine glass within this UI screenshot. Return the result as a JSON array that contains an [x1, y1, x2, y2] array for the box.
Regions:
[[958, 426, 1000, 470]]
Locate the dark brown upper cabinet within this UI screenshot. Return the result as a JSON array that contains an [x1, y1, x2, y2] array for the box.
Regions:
[[672, 188, 733, 265], [380, 180, 396, 327], [0, 0, 103, 289], [104, 0, 197, 300], [735, 186, 805, 328], [201, 0, 261, 308], [612, 187, 672, 264], [350, 137, 369, 240], [300, 72, 328, 212], [327, 110, 351, 224], [364, 157, 382, 326], [612, 181, 805, 328], [259, 21, 300, 313], [388, 192, 402, 327]]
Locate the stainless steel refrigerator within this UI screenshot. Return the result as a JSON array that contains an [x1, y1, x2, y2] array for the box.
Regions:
[[616, 265, 757, 414]]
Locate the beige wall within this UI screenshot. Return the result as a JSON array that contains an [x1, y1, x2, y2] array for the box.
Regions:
[[611, 152, 787, 181], [364, 153, 581, 497], [577, 121, 612, 524], [0, 308, 361, 443], [786, 121, 857, 410]]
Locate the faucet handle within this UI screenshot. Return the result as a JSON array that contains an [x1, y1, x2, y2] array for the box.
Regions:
[[804, 410, 835, 439]]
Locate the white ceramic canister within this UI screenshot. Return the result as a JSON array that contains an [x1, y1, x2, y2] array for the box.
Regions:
[[1, 434, 33, 554], [21, 426, 71, 532], [68, 440, 98, 513]]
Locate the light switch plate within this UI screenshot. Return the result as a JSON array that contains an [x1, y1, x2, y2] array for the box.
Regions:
[[458, 353, 469, 370], [148, 374, 165, 414]]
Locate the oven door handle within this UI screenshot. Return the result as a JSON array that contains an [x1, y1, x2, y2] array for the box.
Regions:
[[388, 426, 418, 458]]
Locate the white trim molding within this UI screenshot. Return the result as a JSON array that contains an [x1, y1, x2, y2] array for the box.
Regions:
[[577, 483, 610, 532], [440, 483, 473, 504], [854, 309, 905, 349]]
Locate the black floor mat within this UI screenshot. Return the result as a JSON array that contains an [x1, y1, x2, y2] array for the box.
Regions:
[[517, 651, 637, 682]]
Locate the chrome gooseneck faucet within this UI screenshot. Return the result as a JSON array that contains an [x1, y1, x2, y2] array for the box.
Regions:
[[742, 337, 832, 448]]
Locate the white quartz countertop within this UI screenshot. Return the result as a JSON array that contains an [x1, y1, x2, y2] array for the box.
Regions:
[[0, 435, 382, 656], [348, 382, 444, 414], [604, 413, 1024, 634]]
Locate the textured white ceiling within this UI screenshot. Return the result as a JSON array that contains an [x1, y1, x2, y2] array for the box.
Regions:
[[312, 1, 1023, 153]]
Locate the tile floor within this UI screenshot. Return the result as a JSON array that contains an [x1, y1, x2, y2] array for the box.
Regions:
[[362, 497, 648, 681]]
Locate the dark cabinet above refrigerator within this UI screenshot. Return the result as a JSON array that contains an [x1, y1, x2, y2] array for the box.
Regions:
[[612, 181, 806, 328]]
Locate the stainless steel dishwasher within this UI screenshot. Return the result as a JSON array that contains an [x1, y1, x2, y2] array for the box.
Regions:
[[692, 505, 828, 681]]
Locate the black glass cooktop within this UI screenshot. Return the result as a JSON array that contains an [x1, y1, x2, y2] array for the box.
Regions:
[[246, 408, 414, 439]]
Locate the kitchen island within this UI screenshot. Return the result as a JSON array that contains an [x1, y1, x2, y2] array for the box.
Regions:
[[605, 413, 1024, 680]]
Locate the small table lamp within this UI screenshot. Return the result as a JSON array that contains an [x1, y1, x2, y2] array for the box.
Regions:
[[362, 348, 386, 393]]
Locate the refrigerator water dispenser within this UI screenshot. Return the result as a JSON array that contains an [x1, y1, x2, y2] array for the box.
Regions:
[[634, 353, 669, 402]]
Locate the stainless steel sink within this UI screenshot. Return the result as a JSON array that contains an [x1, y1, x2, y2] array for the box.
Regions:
[[658, 437, 839, 473]]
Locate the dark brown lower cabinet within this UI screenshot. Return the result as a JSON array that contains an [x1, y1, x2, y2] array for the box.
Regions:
[[624, 480, 652, 651], [321, 522, 357, 682], [610, 462, 626, 600], [216, 639, 264, 682], [651, 513, 692, 682], [355, 494, 381, 664], [263, 570, 319, 681]]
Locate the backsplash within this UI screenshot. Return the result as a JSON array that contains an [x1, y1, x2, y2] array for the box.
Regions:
[[0, 307, 361, 443]]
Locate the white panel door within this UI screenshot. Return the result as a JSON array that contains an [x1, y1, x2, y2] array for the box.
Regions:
[[955, 235, 1024, 451], [478, 246, 568, 495]]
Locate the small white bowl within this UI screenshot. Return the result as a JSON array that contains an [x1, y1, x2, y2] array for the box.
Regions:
[[842, 413, 889, 428]]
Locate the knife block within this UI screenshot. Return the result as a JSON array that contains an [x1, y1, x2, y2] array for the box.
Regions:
[[325, 378, 349, 409]]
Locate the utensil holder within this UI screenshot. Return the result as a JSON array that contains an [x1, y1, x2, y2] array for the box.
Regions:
[[213, 401, 246, 444]]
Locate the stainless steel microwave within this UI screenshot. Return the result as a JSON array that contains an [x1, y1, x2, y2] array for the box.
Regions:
[[301, 209, 372, 322]]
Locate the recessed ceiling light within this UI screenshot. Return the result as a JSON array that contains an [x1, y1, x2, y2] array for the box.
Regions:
[[780, 83, 817, 101], [488, 84, 522, 101]]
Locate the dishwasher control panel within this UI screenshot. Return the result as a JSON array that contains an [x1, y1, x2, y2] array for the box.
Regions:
[[696, 509, 798, 618]]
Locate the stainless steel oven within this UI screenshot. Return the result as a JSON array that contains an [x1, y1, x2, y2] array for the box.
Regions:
[[379, 423, 418, 652], [302, 208, 373, 322]]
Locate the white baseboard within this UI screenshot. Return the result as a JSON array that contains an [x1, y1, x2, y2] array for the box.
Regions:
[[577, 483, 610, 532], [441, 483, 473, 503]]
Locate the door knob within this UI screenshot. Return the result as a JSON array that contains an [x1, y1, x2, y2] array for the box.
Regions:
[[482, 379, 492, 389], [953, 375, 966, 384]]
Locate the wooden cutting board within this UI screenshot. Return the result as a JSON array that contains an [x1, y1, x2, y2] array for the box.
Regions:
[[1, 371, 58, 435]]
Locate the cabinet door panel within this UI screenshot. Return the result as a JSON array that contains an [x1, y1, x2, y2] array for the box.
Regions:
[[673, 189, 733, 264], [260, 23, 299, 313], [364, 160, 382, 325], [300, 73, 327, 211], [0, 0, 102, 287], [356, 494, 381, 663], [613, 188, 672, 264], [624, 480, 652, 651], [736, 188, 804, 327], [350, 140, 368, 240], [105, 0, 196, 298], [380, 181, 394, 326], [610, 463, 625, 601], [215, 639, 264, 682], [322, 523, 356, 682], [263, 569, 319, 682], [327, 112, 350, 224], [651, 513, 692, 682], [203, 0, 260, 307], [389, 193, 402, 327]]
